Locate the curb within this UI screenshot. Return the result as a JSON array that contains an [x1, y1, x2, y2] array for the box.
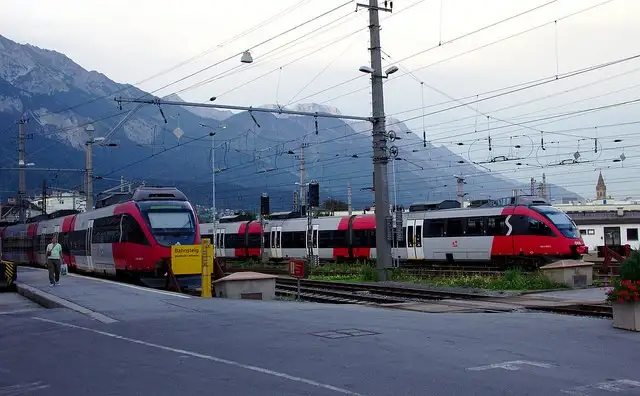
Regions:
[[15, 283, 118, 324]]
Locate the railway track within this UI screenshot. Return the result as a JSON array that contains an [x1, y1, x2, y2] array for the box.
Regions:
[[275, 278, 615, 320], [276, 283, 408, 305], [526, 304, 612, 319], [275, 277, 489, 302]]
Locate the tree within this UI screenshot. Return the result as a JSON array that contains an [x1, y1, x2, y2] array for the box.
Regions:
[[321, 198, 348, 211]]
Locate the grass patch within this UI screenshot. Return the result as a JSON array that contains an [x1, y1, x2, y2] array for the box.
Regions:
[[312, 265, 566, 291], [310, 261, 379, 282], [394, 268, 565, 291]]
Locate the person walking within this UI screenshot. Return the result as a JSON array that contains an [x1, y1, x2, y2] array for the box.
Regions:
[[46, 235, 63, 286]]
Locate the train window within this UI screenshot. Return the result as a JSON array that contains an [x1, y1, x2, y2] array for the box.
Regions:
[[352, 229, 375, 248], [93, 215, 122, 244], [465, 217, 483, 236], [247, 233, 261, 248], [527, 218, 554, 237], [407, 225, 414, 247], [415, 224, 422, 247], [281, 231, 305, 249], [446, 219, 463, 237], [121, 215, 149, 245], [486, 216, 507, 236], [425, 219, 445, 238], [318, 230, 347, 249], [293, 231, 305, 248], [627, 228, 638, 241]]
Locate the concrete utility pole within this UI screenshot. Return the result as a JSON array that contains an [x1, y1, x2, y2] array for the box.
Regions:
[[361, 0, 394, 280], [18, 117, 27, 223]]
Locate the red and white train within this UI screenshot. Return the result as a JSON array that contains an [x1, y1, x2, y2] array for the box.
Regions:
[[0, 187, 200, 281], [201, 197, 588, 268]]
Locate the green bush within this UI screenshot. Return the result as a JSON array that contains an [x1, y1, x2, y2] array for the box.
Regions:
[[606, 249, 640, 303], [619, 250, 640, 281]]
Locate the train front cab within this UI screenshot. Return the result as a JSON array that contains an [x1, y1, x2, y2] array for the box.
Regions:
[[509, 205, 586, 260], [65, 200, 200, 278]]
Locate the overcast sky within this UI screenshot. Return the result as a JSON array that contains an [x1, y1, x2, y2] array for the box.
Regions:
[[2, 0, 639, 200]]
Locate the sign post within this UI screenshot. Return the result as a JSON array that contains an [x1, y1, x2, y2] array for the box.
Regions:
[[288, 259, 306, 300], [201, 238, 213, 298]]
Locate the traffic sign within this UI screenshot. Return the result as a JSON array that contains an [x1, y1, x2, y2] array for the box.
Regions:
[[288, 259, 305, 278]]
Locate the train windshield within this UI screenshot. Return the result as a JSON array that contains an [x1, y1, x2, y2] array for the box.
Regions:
[[139, 202, 197, 246], [533, 206, 580, 239]]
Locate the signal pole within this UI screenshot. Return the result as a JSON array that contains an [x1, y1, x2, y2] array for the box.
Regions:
[[42, 179, 47, 214], [18, 117, 27, 223]]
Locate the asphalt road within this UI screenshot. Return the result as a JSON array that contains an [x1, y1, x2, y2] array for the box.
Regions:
[[0, 291, 43, 316], [2, 291, 640, 396]]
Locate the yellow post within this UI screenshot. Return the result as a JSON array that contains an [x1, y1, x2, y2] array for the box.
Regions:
[[201, 238, 213, 298]]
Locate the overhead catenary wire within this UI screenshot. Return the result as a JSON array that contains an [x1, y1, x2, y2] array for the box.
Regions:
[[145, 0, 356, 98], [170, 97, 640, 192], [291, 0, 615, 106]]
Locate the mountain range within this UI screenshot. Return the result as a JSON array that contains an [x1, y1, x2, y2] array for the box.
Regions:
[[0, 34, 582, 217]]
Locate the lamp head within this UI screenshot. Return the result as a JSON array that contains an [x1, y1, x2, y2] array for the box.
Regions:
[[241, 50, 253, 64], [385, 65, 399, 75]]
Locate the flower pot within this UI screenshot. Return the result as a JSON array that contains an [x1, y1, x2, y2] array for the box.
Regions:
[[612, 301, 640, 331]]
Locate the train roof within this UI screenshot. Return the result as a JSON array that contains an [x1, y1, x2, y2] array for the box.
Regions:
[[408, 200, 461, 212], [268, 211, 304, 220], [219, 213, 255, 223], [407, 196, 551, 213], [96, 186, 188, 208]]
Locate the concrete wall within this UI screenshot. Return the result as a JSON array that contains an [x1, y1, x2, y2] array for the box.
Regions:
[[542, 265, 593, 288], [214, 278, 276, 300]]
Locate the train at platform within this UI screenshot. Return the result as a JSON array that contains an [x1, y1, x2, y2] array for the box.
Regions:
[[0, 187, 200, 281], [201, 196, 587, 269]]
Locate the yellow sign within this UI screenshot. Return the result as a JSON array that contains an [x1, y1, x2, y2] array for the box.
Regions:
[[171, 245, 203, 275], [201, 238, 213, 298]]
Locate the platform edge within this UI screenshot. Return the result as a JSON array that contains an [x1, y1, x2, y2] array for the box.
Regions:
[[15, 283, 118, 324]]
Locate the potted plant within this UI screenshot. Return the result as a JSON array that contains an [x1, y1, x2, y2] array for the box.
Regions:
[[607, 250, 640, 331]]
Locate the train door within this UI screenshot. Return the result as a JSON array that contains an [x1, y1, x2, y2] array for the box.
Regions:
[[604, 227, 621, 247], [306, 224, 319, 257], [215, 229, 225, 257], [406, 220, 424, 260], [86, 219, 94, 271], [270, 226, 282, 258]]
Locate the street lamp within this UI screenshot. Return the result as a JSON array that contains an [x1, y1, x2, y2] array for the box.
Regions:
[[199, 121, 227, 233], [84, 124, 118, 211], [358, 65, 398, 78], [241, 50, 253, 64]]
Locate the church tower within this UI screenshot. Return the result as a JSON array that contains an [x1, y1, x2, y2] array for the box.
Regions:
[[596, 171, 607, 200]]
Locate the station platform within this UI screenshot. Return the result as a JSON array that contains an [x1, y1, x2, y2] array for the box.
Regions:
[[13, 266, 194, 323], [3, 266, 638, 396]]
